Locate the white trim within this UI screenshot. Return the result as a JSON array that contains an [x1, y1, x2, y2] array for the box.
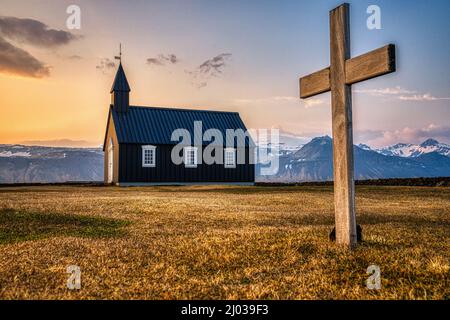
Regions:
[[184, 146, 198, 168], [224, 148, 236, 168], [142, 145, 156, 167]]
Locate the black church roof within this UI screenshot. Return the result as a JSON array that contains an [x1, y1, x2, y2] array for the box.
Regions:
[[108, 106, 253, 147]]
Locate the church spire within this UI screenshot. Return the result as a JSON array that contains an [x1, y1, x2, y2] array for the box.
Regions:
[[111, 63, 130, 93], [111, 44, 130, 112]]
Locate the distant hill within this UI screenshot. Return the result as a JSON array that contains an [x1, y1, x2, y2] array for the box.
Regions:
[[1, 137, 450, 184]]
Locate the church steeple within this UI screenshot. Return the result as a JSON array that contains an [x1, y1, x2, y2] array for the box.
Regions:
[[111, 45, 130, 112]]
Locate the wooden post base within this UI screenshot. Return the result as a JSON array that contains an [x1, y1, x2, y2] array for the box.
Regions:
[[329, 225, 363, 243]]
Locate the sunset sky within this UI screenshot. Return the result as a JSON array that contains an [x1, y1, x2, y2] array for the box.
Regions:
[[1, 0, 449, 148]]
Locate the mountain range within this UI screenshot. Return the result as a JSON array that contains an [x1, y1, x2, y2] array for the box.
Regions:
[[0, 145, 103, 183], [0, 137, 449, 183], [257, 137, 450, 182], [370, 139, 450, 158]]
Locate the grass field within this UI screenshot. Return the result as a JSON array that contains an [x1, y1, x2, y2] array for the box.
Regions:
[[0, 185, 448, 300]]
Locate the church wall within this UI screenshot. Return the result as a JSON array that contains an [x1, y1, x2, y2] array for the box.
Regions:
[[118, 144, 255, 184]]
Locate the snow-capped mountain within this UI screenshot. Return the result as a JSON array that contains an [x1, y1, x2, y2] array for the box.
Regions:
[[0, 145, 103, 183], [257, 136, 450, 182], [357, 144, 372, 151], [376, 139, 450, 158]]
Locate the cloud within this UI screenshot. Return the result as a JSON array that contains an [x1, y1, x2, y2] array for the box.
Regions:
[[146, 54, 178, 66], [0, 16, 80, 78], [146, 58, 163, 66], [398, 94, 450, 101], [232, 97, 276, 106], [303, 98, 324, 108], [355, 86, 450, 102], [0, 16, 79, 47], [353, 129, 384, 145], [232, 96, 324, 109], [0, 36, 50, 78], [68, 54, 82, 60], [272, 96, 298, 103], [197, 53, 231, 77], [96, 58, 116, 74], [273, 96, 324, 108], [19, 139, 100, 148], [355, 86, 416, 96], [364, 124, 450, 147], [187, 53, 232, 88], [270, 125, 314, 141]]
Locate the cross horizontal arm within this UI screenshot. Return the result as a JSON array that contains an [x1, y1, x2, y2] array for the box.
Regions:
[[299, 44, 396, 99], [346, 44, 396, 86], [299, 67, 330, 99]]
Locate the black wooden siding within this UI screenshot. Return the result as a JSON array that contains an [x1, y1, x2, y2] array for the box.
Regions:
[[118, 144, 255, 183]]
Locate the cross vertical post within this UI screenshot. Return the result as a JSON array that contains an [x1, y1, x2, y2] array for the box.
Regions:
[[329, 4, 357, 248]]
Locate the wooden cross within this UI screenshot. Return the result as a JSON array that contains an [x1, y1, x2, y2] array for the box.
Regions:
[[299, 3, 396, 248]]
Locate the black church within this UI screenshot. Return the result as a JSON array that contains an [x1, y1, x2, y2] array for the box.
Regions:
[[103, 63, 255, 185]]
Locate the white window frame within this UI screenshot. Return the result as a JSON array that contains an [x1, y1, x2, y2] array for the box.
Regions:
[[142, 145, 156, 167], [224, 148, 236, 168], [184, 146, 198, 168]]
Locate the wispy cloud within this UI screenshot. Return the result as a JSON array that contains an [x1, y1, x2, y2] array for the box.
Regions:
[[303, 98, 324, 108], [269, 125, 315, 143], [19, 139, 99, 148], [197, 53, 231, 77], [146, 58, 163, 66], [146, 54, 178, 66], [96, 58, 116, 74], [273, 96, 324, 108], [364, 124, 450, 147], [272, 96, 298, 102], [355, 86, 450, 102], [355, 86, 416, 96], [68, 54, 82, 60], [398, 94, 450, 101], [0, 16, 80, 47], [233, 96, 324, 109], [187, 53, 232, 88], [0, 36, 50, 78]]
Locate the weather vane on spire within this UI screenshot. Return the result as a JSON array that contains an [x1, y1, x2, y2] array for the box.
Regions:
[[114, 43, 122, 63]]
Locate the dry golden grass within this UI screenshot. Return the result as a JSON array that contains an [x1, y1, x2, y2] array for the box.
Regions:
[[0, 185, 448, 300]]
